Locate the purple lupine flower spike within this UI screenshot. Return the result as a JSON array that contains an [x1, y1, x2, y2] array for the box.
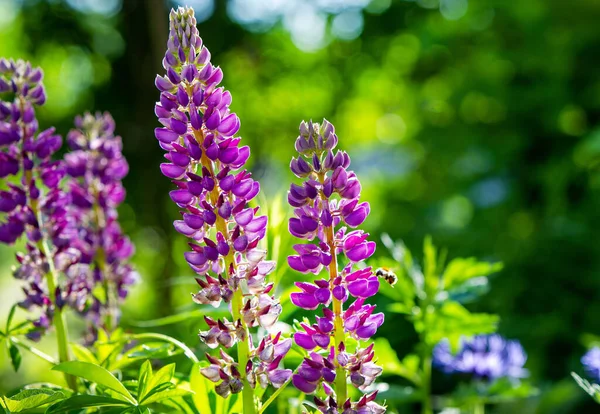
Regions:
[[433, 334, 528, 381], [0, 58, 69, 339], [155, 6, 289, 397], [64, 112, 137, 341], [287, 119, 384, 408]]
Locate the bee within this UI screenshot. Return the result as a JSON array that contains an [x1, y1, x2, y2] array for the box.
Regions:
[[375, 267, 398, 287]]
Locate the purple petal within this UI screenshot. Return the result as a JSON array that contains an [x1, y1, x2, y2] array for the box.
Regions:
[[290, 292, 319, 310], [292, 374, 317, 393], [294, 332, 317, 350]]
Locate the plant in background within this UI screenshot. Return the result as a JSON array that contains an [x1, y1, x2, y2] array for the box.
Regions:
[[0, 58, 78, 388], [373, 235, 503, 413], [286, 119, 385, 413], [572, 347, 600, 404], [432, 334, 530, 413], [154, 7, 290, 413], [0, 58, 154, 410], [64, 112, 137, 341]]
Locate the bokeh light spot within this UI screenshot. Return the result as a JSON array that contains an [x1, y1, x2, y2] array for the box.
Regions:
[[332, 9, 364, 41], [377, 113, 407, 144], [439, 0, 468, 20]]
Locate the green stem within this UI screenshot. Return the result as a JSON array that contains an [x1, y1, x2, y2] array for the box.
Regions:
[[19, 96, 75, 390], [10, 336, 57, 365], [39, 237, 77, 391], [197, 134, 256, 413], [418, 297, 432, 414], [259, 374, 293, 414], [420, 354, 432, 414], [473, 402, 485, 414], [231, 288, 256, 414], [129, 332, 199, 363]]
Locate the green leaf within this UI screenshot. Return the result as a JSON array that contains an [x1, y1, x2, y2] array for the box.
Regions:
[[442, 257, 503, 291], [2, 388, 67, 412], [5, 304, 17, 332], [423, 235, 438, 294], [422, 301, 499, 349], [8, 342, 21, 372], [387, 303, 412, 315], [130, 309, 220, 328], [446, 277, 490, 304], [140, 388, 192, 405], [46, 395, 132, 413], [137, 360, 153, 402], [190, 362, 213, 414], [70, 342, 99, 364], [373, 338, 421, 386], [572, 372, 600, 403], [145, 363, 175, 396], [109, 343, 182, 371], [52, 361, 136, 404]]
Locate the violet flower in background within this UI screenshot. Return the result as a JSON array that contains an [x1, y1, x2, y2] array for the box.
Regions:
[[287, 119, 384, 411], [154, 6, 290, 403], [64, 112, 137, 339], [582, 347, 600, 383], [0, 59, 135, 346], [0, 58, 72, 340], [433, 334, 528, 381]]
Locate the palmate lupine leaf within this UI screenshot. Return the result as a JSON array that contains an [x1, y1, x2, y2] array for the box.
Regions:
[[1, 389, 68, 412], [52, 361, 136, 404]]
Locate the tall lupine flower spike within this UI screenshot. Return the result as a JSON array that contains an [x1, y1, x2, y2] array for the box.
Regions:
[[287, 119, 385, 411], [64, 112, 137, 340], [433, 334, 528, 381], [0, 58, 77, 388], [155, 7, 290, 412]]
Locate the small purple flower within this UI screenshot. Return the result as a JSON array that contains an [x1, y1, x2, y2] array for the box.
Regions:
[[582, 347, 600, 382], [433, 334, 528, 381]]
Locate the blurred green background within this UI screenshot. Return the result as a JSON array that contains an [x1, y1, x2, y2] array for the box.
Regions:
[[1, 0, 600, 412]]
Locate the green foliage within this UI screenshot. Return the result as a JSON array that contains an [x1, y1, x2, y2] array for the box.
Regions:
[[48, 359, 192, 413], [52, 361, 136, 403], [572, 373, 600, 404], [1, 388, 69, 413], [379, 234, 501, 351]]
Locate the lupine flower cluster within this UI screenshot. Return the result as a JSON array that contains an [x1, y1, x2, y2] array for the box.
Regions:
[[0, 58, 135, 341], [581, 347, 600, 383], [287, 120, 384, 412], [433, 334, 528, 381], [0, 58, 71, 339], [154, 6, 290, 398], [64, 112, 137, 336]]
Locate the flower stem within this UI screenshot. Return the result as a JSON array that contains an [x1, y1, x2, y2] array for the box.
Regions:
[[10, 336, 57, 365], [473, 402, 485, 414], [28, 185, 76, 390], [324, 224, 347, 406], [19, 96, 75, 390], [231, 288, 256, 414], [39, 237, 77, 391], [196, 129, 256, 413], [217, 204, 255, 413], [420, 353, 432, 414], [259, 374, 292, 414], [129, 332, 199, 363]]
